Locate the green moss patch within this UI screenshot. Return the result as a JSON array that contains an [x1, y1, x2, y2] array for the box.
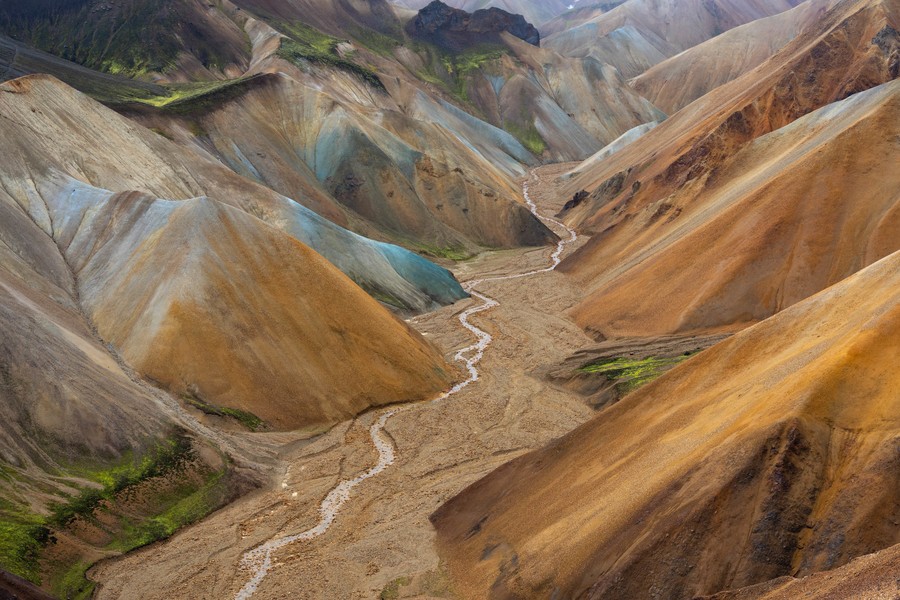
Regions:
[[184, 395, 265, 432], [380, 576, 412, 600], [0, 500, 50, 584], [578, 354, 696, 393], [0, 431, 235, 593], [107, 467, 227, 553], [273, 21, 385, 91], [505, 121, 547, 156], [350, 26, 403, 57], [48, 435, 194, 529], [51, 561, 95, 600]]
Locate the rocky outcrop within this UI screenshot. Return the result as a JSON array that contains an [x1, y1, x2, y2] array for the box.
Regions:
[[407, 0, 540, 52]]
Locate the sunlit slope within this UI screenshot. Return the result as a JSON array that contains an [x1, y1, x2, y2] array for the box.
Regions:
[[567, 80, 900, 338], [433, 248, 900, 599], [38, 181, 452, 429]]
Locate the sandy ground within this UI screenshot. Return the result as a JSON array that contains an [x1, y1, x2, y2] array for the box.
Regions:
[[90, 164, 598, 599]]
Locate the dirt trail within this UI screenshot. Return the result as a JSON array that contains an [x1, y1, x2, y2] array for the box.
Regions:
[[91, 163, 598, 600]]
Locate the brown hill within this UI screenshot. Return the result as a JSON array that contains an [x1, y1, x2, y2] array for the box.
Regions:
[[0, 75, 454, 430], [631, 0, 837, 113], [545, 0, 802, 77], [566, 79, 900, 339], [45, 185, 452, 430], [433, 248, 900, 599], [558, 0, 900, 337]]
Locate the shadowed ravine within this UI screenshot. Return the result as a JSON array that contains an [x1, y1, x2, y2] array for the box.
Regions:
[[235, 170, 578, 599]]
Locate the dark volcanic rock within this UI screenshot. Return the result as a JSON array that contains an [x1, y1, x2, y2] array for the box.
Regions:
[[407, 0, 540, 52]]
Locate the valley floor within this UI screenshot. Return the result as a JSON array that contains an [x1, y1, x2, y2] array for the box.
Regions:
[[88, 164, 602, 599]]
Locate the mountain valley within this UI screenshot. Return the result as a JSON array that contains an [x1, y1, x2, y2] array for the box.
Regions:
[[0, 0, 897, 598]]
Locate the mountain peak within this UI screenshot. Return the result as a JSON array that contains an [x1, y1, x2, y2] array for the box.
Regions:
[[407, 0, 540, 52]]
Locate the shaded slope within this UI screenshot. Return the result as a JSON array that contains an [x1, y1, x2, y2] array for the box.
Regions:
[[545, 0, 803, 77], [38, 181, 452, 429], [128, 70, 555, 253], [0, 74, 468, 313], [703, 542, 900, 599], [392, 0, 575, 28], [0, 34, 172, 104], [631, 0, 836, 113], [433, 248, 900, 599], [405, 1, 541, 52], [0, 0, 252, 81], [567, 80, 900, 338]]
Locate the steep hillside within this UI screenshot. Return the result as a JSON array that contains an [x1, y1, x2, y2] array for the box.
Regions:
[[433, 248, 900, 599], [541, 2, 628, 36], [566, 80, 900, 338], [557, 0, 900, 336], [36, 181, 452, 429], [0, 74, 469, 313], [0, 177, 250, 596], [631, 0, 836, 113], [124, 70, 555, 255], [704, 543, 900, 599], [545, 0, 802, 77]]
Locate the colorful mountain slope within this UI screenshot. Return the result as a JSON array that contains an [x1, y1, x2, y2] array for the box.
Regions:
[[433, 248, 900, 599]]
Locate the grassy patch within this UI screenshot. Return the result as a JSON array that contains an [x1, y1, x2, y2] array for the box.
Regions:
[[349, 26, 403, 57], [578, 354, 695, 393], [48, 435, 193, 529], [444, 45, 506, 76], [0, 500, 50, 584], [108, 468, 227, 553], [380, 576, 412, 600], [417, 245, 472, 261], [94, 75, 264, 114], [51, 561, 95, 600], [273, 21, 385, 91], [441, 44, 506, 103], [505, 121, 547, 156], [184, 395, 265, 432], [0, 433, 234, 595]]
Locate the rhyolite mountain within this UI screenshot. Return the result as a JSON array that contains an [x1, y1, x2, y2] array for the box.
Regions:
[[545, 0, 804, 77], [0, 0, 898, 598], [432, 0, 900, 597]]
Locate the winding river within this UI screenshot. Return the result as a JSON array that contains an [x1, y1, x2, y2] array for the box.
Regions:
[[235, 171, 578, 599]]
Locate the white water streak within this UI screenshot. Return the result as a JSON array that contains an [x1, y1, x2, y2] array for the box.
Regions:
[[235, 172, 577, 599]]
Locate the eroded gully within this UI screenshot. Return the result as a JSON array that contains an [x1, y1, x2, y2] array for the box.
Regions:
[[235, 169, 579, 599]]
